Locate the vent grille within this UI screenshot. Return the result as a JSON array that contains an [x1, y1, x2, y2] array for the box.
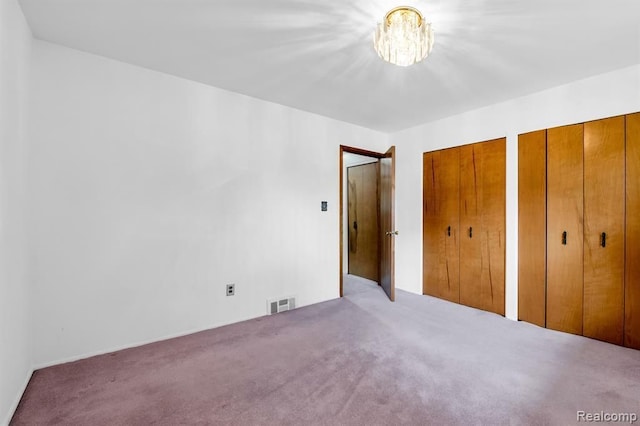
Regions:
[[267, 296, 296, 315]]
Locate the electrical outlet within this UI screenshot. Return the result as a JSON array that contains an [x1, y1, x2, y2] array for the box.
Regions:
[[226, 284, 235, 296]]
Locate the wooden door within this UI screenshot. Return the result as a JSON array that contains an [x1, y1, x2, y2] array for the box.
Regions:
[[626, 112, 640, 349], [423, 148, 460, 302], [459, 143, 482, 310], [347, 163, 380, 282], [459, 138, 506, 315], [583, 116, 625, 345], [546, 124, 584, 335], [478, 138, 506, 315], [379, 147, 396, 301], [518, 130, 547, 327]]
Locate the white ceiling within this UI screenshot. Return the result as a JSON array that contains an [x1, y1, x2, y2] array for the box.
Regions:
[[18, 0, 640, 132]]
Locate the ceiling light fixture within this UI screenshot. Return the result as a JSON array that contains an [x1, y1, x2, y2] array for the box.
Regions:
[[374, 6, 434, 67]]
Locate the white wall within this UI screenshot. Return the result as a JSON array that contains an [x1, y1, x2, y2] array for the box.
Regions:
[[28, 40, 388, 367], [0, 0, 32, 423], [391, 64, 640, 320]]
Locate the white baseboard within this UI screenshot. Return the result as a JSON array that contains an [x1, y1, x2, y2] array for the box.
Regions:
[[2, 368, 33, 426], [32, 296, 332, 370], [32, 314, 262, 370]]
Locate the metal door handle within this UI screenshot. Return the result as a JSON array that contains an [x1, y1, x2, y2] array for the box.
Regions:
[[469, 227, 473, 238], [447, 226, 451, 237], [601, 232, 606, 248], [353, 221, 357, 230], [562, 231, 567, 245], [386, 231, 399, 236]]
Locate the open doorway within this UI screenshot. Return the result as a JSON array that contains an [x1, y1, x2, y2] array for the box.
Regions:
[[339, 145, 396, 301]]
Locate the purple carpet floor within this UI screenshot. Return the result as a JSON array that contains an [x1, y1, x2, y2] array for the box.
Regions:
[[11, 275, 640, 425]]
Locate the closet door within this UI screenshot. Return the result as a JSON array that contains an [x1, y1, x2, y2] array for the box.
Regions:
[[423, 149, 460, 302], [583, 116, 625, 345], [479, 138, 506, 315], [459, 143, 483, 310], [518, 130, 547, 327], [460, 139, 506, 315], [546, 124, 584, 335], [626, 112, 640, 349]]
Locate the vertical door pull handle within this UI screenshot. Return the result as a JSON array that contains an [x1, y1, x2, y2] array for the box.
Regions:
[[562, 231, 567, 245], [447, 226, 451, 237], [601, 232, 606, 248], [469, 227, 473, 238], [353, 221, 357, 230]]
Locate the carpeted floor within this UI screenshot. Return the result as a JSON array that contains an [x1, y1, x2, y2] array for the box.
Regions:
[[11, 275, 640, 425]]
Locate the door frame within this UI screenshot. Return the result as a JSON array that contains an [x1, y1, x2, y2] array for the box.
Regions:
[[339, 145, 387, 297]]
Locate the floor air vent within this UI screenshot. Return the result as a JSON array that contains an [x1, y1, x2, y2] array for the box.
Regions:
[[267, 296, 296, 315]]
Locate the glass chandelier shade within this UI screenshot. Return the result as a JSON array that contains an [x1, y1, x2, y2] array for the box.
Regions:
[[374, 6, 434, 67]]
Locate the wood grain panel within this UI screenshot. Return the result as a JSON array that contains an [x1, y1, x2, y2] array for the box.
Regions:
[[546, 124, 584, 335], [583, 116, 625, 345], [347, 163, 379, 282], [478, 138, 506, 315], [626, 112, 640, 349], [518, 130, 547, 327], [423, 152, 438, 297], [380, 147, 395, 301], [459, 143, 483, 310], [459, 139, 506, 315], [423, 149, 460, 302]]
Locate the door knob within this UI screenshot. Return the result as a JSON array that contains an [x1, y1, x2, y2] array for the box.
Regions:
[[386, 231, 399, 236]]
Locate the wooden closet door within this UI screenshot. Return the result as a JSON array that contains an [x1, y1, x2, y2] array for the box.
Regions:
[[626, 112, 640, 349], [478, 138, 506, 315], [546, 124, 584, 335], [518, 130, 547, 327], [423, 149, 460, 302], [460, 139, 506, 315], [583, 116, 625, 345], [459, 143, 483, 310]]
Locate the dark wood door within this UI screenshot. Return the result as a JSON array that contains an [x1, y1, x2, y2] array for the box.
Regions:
[[347, 163, 380, 282], [546, 124, 584, 335], [518, 130, 547, 327], [626, 112, 640, 349], [380, 147, 395, 301], [423, 148, 460, 302], [459, 138, 506, 315], [583, 116, 625, 345]]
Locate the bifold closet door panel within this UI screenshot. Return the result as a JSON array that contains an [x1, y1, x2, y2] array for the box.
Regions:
[[459, 143, 483, 310], [546, 124, 584, 335], [423, 149, 460, 302], [518, 130, 547, 327], [479, 138, 506, 315], [459, 139, 506, 315], [626, 112, 640, 349], [583, 116, 625, 345]]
